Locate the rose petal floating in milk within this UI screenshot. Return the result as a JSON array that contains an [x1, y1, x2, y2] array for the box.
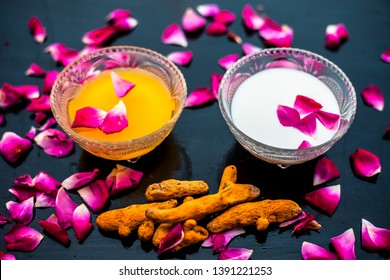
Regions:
[[196, 3, 220, 17], [77, 180, 109, 213], [325, 23, 349, 48], [4, 224, 44, 252], [242, 4, 265, 30], [305, 184, 341, 216], [361, 219, 390, 252], [298, 140, 312, 149], [381, 47, 390, 63], [361, 84, 384, 111], [315, 110, 340, 130], [161, 23, 188, 47], [38, 214, 70, 246], [27, 16, 47, 44], [313, 157, 341, 186], [167, 50, 193, 66], [181, 7, 207, 32], [350, 148, 381, 178], [6, 197, 34, 225], [0, 131, 32, 164], [219, 247, 253, 260], [330, 228, 356, 260], [62, 168, 99, 190], [301, 241, 339, 260], [157, 222, 184, 255], [293, 95, 323, 115], [73, 204, 94, 243], [25, 63, 46, 77]]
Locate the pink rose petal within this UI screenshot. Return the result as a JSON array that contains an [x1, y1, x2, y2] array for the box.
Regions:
[[0, 83, 40, 108], [43, 71, 59, 94], [361, 84, 384, 111], [380, 48, 390, 63], [276, 105, 300, 127], [4, 224, 44, 252], [313, 157, 341, 186], [325, 23, 349, 48], [106, 9, 131, 23], [301, 241, 339, 260], [205, 21, 228, 36], [157, 222, 184, 255], [242, 4, 265, 30], [185, 87, 215, 108], [55, 187, 78, 229], [294, 95, 323, 115], [218, 53, 240, 70], [214, 10, 236, 25], [44, 43, 78, 66], [242, 42, 262, 55], [330, 228, 356, 260], [82, 25, 117, 46], [77, 179, 109, 212], [298, 140, 312, 149], [27, 16, 47, 44], [33, 171, 61, 195], [361, 219, 390, 252], [26, 94, 51, 112], [73, 204, 93, 243], [291, 213, 321, 233], [0, 131, 32, 164], [13, 174, 34, 188], [62, 168, 99, 190], [211, 73, 223, 99], [227, 31, 242, 44], [37, 117, 57, 131], [350, 148, 381, 178], [305, 184, 341, 216], [34, 128, 74, 157], [182, 7, 207, 32], [99, 100, 128, 134], [167, 51, 193, 66], [295, 113, 317, 136], [6, 197, 34, 225], [9, 186, 37, 203], [315, 110, 340, 130], [26, 126, 37, 140], [38, 214, 70, 246], [0, 213, 12, 226], [203, 227, 246, 253], [25, 63, 46, 77], [0, 250, 16, 260], [112, 16, 138, 32], [72, 106, 107, 128], [35, 192, 56, 208], [219, 248, 253, 260], [111, 71, 136, 98], [259, 18, 293, 47], [161, 23, 188, 47], [196, 4, 220, 17], [105, 164, 143, 196]]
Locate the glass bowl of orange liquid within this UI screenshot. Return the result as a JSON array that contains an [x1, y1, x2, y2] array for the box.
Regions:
[[50, 46, 187, 161]]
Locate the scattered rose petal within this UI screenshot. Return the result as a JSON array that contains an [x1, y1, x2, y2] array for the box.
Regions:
[[380, 48, 390, 63], [295, 113, 317, 136], [105, 164, 143, 196], [72, 106, 107, 128], [77, 179, 109, 212], [82, 25, 117, 46], [9, 186, 37, 202], [0, 213, 12, 226], [0, 113, 4, 125], [157, 223, 184, 255], [27, 16, 47, 44], [305, 184, 340, 216], [35, 192, 56, 208], [313, 157, 341, 186], [294, 95, 323, 115], [211, 73, 223, 99], [38, 117, 57, 131], [325, 23, 349, 48], [361, 84, 384, 111], [219, 248, 253, 260], [185, 87, 215, 108], [182, 7, 207, 32], [73, 204, 93, 243], [4, 224, 44, 251], [0, 250, 16, 260], [112, 16, 138, 32], [205, 21, 228, 36], [106, 9, 131, 23], [161, 23, 188, 47], [0, 83, 40, 108], [0, 131, 32, 164], [55, 187, 78, 229], [167, 51, 193, 66], [259, 18, 293, 47], [276, 105, 300, 127], [242, 4, 265, 30], [292, 213, 321, 233], [6, 197, 34, 225], [350, 148, 381, 178], [242, 42, 262, 55], [62, 168, 99, 190], [214, 10, 236, 25], [218, 53, 240, 70], [25, 63, 46, 77], [44, 43, 78, 66], [34, 128, 74, 157], [298, 140, 312, 149], [99, 100, 128, 134], [111, 71, 136, 98], [315, 110, 340, 130], [33, 171, 61, 195], [13, 174, 34, 188], [38, 214, 70, 246], [227, 32, 242, 44], [301, 241, 339, 260], [330, 228, 356, 260], [43, 71, 59, 94], [25, 126, 36, 140], [196, 4, 220, 17], [203, 227, 246, 253], [361, 219, 390, 252], [26, 94, 51, 112]]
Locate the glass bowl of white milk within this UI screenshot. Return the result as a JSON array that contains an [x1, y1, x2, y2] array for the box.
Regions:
[[218, 48, 356, 167]]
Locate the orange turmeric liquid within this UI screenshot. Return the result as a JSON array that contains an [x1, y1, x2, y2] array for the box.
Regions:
[[68, 68, 173, 142]]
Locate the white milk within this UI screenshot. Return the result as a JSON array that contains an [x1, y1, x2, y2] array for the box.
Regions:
[[231, 68, 340, 149]]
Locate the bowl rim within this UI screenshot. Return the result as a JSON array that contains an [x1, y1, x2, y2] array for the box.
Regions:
[[50, 45, 187, 148], [218, 47, 357, 156]]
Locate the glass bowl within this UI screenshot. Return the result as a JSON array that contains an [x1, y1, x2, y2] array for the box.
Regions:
[[50, 46, 187, 161], [218, 48, 357, 166]]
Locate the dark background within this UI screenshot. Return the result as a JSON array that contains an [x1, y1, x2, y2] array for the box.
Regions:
[[0, 0, 389, 260]]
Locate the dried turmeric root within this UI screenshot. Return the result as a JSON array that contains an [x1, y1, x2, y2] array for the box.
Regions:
[[218, 165, 237, 192], [145, 182, 260, 224], [96, 199, 178, 240], [145, 179, 209, 202], [207, 199, 302, 233]]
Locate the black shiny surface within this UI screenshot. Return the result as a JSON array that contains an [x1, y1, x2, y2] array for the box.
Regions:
[[0, 0, 389, 260]]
